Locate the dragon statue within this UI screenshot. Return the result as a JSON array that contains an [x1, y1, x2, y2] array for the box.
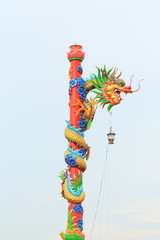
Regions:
[[59, 45, 142, 240]]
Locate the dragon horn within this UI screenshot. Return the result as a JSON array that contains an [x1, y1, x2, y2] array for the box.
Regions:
[[116, 71, 122, 79], [132, 79, 144, 92], [111, 67, 118, 76]]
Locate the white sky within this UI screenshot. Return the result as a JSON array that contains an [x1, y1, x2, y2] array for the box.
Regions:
[[0, 0, 160, 240]]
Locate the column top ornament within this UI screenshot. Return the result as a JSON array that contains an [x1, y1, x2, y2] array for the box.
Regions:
[[67, 45, 85, 62]]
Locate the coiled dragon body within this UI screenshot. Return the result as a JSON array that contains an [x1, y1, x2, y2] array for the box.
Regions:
[[59, 64, 141, 240]]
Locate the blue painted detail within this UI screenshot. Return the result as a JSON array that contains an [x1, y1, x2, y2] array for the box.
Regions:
[[77, 66, 83, 73], [77, 78, 85, 87], [65, 153, 76, 167], [76, 78, 86, 102], [78, 121, 86, 128], [67, 146, 88, 159], [66, 121, 84, 137], [80, 93, 86, 100], [78, 87, 85, 95], [77, 219, 83, 224], [68, 146, 88, 159], [78, 113, 87, 131], [77, 219, 83, 231], [66, 153, 75, 158], [85, 75, 95, 81], [80, 113, 86, 122], [78, 148, 88, 156], [72, 204, 83, 213], [67, 146, 85, 159], [70, 78, 77, 87], [67, 171, 83, 196]]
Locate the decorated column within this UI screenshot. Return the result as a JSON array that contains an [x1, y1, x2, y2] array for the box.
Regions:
[[60, 45, 87, 240], [59, 45, 141, 240]]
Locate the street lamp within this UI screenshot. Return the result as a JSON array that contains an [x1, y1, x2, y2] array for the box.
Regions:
[[107, 127, 116, 144]]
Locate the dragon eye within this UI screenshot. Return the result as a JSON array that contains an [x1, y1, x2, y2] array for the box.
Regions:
[[118, 81, 125, 86]]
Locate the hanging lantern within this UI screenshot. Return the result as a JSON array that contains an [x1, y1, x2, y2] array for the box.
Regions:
[[107, 127, 116, 144]]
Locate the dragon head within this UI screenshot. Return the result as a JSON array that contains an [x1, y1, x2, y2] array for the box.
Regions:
[[91, 66, 142, 111]]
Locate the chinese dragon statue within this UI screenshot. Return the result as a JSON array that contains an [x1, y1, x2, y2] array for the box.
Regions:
[[59, 45, 142, 240]]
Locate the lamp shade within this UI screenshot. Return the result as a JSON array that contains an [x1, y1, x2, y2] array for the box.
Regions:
[[107, 128, 116, 144]]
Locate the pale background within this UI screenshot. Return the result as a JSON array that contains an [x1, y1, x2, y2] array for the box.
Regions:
[[0, 0, 160, 240]]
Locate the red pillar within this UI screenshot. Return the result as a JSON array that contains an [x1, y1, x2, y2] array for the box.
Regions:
[[62, 45, 86, 240]]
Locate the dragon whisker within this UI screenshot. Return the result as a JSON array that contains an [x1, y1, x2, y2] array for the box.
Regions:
[[130, 74, 134, 87], [131, 79, 144, 92]]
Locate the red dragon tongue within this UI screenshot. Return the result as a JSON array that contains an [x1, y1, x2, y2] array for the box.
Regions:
[[123, 86, 132, 93]]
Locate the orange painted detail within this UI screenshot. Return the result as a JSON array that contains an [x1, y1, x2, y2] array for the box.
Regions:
[[69, 60, 83, 130]]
